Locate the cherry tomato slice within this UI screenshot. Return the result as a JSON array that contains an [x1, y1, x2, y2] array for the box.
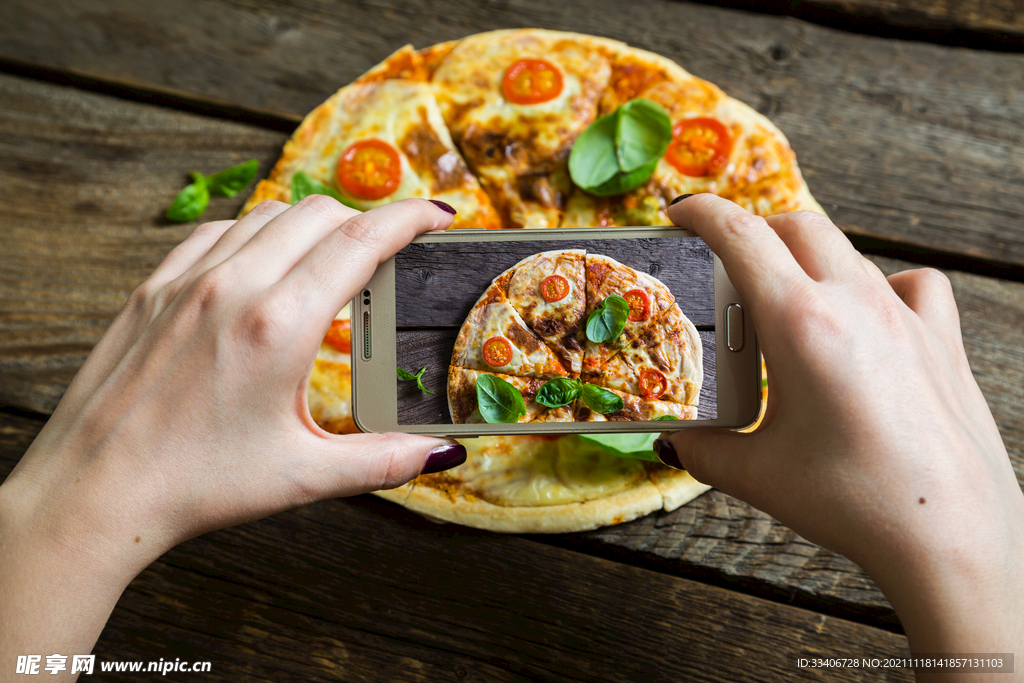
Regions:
[[324, 319, 351, 353], [482, 336, 513, 367], [337, 139, 402, 200], [639, 369, 668, 400], [665, 117, 734, 177], [622, 289, 650, 322], [540, 274, 570, 302], [502, 59, 564, 105]]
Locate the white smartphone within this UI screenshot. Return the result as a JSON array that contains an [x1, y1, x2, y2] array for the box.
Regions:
[[351, 227, 760, 436]]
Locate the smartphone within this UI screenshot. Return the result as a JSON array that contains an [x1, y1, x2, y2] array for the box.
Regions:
[[351, 227, 759, 436]]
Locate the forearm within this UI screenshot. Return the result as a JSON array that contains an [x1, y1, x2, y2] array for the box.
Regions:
[[0, 473, 152, 682]]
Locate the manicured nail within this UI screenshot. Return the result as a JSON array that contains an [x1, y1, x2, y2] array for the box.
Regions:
[[669, 194, 695, 206], [653, 439, 683, 470], [421, 443, 467, 474], [428, 199, 457, 215]]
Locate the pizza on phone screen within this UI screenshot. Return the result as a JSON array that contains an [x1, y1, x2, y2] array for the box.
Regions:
[[241, 28, 822, 533]]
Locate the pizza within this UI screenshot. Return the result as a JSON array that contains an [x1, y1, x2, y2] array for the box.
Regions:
[[446, 249, 701, 425], [241, 28, 824, 533]]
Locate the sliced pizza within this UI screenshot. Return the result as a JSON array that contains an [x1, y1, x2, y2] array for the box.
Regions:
[[240, 78, 500, 229], [308, 306, 356, 435], [505, 249, 587, 375], [430, 29, 616, 228], [448, 367, 573, 424], [583, 304, 702, 406], [582, 252, 676, 369], [450, 289, 571, 379]]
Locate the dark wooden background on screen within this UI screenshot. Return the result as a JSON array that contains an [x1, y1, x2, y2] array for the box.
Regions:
[[3, 0, 1024, 680], [394, 237, 717, 423]]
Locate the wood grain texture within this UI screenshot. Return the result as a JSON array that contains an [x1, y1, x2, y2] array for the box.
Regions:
[[792, 0, 1024, 36], [0, 425, 911, 682], [0, 73, 288, 412], [0, 0, 1022, 266], [395, 238, 715, 328], [395, 330, 717, 423]]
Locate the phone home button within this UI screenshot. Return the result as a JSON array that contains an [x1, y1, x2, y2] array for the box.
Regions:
[[726, 303, 744, 352]]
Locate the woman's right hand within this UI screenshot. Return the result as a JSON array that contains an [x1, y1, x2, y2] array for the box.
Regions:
[[657, 194, 1024, 662]]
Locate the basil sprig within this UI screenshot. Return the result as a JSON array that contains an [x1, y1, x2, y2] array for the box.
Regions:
[[581, 383, 624, 414], [654, 415, 679, 420], [476, 374, 527, 424], [568, 98, 672, 197], [536, 377, 583, 408], [586, 294, 630, 344], [291, 170, 358, 209], [397, 366, 435, 395], [166, 160, 259, 222]]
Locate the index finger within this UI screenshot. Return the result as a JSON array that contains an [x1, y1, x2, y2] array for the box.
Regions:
[[667, 194, 811, 312], [282, 197, 455, 322]]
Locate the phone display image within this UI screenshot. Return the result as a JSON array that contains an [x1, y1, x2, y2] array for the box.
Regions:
[[393, 236, 715, 425]]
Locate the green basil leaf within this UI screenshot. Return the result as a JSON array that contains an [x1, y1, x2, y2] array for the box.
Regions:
[[586, 157, 659, 197], [204, 159, 259, 198], [536, 377, 582, 408], [568, 109, 620, 190], [291, 170, 358, 209], [414, 366, 435, 395], [615, 99, 672, 173], [396, 367, 417, 381], [585, 294, 630, 344], [165, 175, 210, 222], [476, 374, 527, 424], [581, 383, 624, 414], [579, 432, 660, 461], [654, 415, 679, 421]]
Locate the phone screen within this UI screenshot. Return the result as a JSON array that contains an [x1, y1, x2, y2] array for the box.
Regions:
[[393, 235, 716, 425]]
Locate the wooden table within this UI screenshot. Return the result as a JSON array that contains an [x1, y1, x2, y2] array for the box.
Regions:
[[2, 1, 1022, 679]]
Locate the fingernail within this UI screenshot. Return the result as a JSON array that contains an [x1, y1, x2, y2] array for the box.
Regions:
[[669, 194, 695, 206], [428, 199, 457, 215], [421, 443, 467, 475], [653, 439, 684, 470]]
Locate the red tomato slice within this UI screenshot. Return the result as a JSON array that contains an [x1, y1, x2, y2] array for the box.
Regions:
[[482, 336, 513, 367], [540, 274, 570, 302], [622, 289, 650, 322], [502, 59, 563, 105], [337, 139, 402, 200], [639, 369, 668, 400], [324, 319, 351, 353], [665, 118, 734, 177]]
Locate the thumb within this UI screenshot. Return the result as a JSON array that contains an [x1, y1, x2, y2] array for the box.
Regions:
[[654, 427, 754, 498], [304, 432, 467, 499]]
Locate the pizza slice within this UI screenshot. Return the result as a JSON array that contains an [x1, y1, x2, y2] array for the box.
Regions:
[[582, 304, 702, 406], [572, 386, 697, 421], [582, 252, 675, 369], [563, 45, 824, 228], [506, 249, 586, 375], [450, 284, 570, 379], [430, 29, 616, 228], [448, 367, 573, 424], [240, 77, 500, 229], [308, 306, 357, 435]]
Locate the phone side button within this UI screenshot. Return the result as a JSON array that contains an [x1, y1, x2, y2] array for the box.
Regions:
[[726, 303, 744, 352]]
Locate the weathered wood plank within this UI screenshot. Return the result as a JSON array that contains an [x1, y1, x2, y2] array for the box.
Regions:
[[0, 73, 288, 413], [789, 0, 1024, 37], [0, 426, 912, 681], [1, 0, 1022, 266], [395, 237, 715, 328], [395, 329, 717, 423]]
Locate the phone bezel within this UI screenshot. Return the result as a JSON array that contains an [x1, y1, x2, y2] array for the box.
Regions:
[[352, 227, 760, 436]]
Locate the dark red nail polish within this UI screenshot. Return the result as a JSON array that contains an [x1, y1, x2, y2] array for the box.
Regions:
[[669, 194, 695, 206], [421, 443, 467, 474], [428, 199, 457, 215], [653, 439, 683, 470]]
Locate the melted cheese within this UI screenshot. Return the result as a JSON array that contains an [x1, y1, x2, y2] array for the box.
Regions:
[[276, 79, 499, 229], [452, 435, 647, 506], [452, 302, 569, 379]]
